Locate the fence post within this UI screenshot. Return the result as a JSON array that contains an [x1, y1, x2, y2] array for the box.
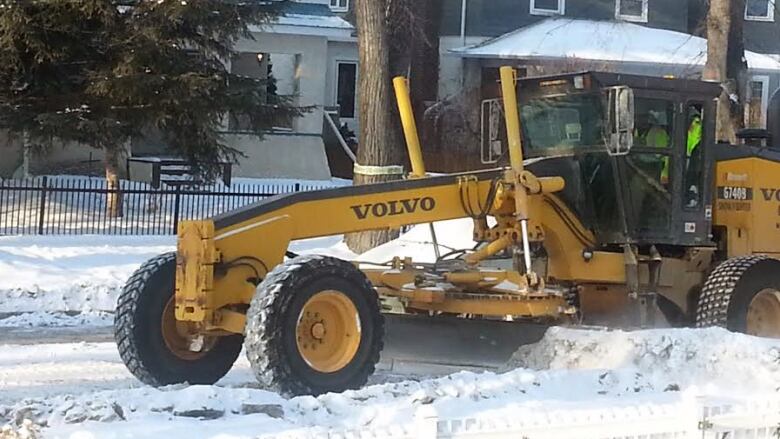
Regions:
[[696, 396, 712, 439], [37, 176, 48, 235], [172, 186, 181, 235]]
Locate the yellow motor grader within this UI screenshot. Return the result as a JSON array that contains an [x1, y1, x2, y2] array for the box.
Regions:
[[115, 67, 780, 396]]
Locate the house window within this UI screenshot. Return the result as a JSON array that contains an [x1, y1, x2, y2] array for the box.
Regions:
[[530, 0, 565, 16], [336, 62, 357, 119], [330, 0, 348, 12], [745, 0, 775, 21], [616, 0, 648, 22], [746, 76, 770, 128]]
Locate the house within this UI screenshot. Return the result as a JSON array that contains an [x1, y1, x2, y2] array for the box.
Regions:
[[225, 0, 359, 180], [327, 0, 778, 174], [1, 0, 358, 181], [439, 0, 780, 130], [133, 0, 360, 181]]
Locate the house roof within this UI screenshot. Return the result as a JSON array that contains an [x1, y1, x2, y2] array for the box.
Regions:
[[449, 18, 780, 72], [247, 1, 354, 39], [275, 2, 352, 30]]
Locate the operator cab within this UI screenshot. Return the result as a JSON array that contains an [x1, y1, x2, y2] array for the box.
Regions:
[[482, 72, 720, 248]]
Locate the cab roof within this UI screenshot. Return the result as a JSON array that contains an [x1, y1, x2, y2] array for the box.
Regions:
[[519, 71, 723, 98]]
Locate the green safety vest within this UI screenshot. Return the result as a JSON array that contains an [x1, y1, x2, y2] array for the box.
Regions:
[[687, 117, 702, 156], [637, 117, 701, 183], [643, 126, 670, 180]]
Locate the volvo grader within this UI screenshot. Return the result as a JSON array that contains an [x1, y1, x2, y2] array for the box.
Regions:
[[115, 66, 780, 396]]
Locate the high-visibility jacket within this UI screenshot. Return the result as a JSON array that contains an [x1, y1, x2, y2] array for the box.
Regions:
[[643, 126, 670, 181], [687, 116, 702, 156]]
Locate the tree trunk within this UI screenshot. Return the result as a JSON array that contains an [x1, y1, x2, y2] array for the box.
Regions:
[[21, 131, 31, 178], [344, 0, 405, 254], [703, 0, 744, 143], [410, 0, 443, 141], [727, 0, 747, 135], [105, 147, 124, 218]]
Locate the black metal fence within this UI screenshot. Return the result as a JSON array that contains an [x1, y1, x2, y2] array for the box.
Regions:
[[0, 177, 332, 235]]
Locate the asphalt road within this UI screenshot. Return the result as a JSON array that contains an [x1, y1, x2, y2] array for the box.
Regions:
[[0, 314, 549, 376]]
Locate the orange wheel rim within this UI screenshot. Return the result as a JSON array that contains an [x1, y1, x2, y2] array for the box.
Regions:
[[295, 290, 362, 373], [161, 296, 215, 360]]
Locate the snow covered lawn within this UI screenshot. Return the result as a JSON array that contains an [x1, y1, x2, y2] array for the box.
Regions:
[[0, 234, 351, 321]]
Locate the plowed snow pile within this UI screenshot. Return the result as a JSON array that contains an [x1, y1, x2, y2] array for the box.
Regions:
[[505, 326, 780, 393], [3, 327, 779, 438]]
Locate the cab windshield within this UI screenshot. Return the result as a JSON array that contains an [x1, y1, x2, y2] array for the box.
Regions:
[[520, 94, 605, 154]]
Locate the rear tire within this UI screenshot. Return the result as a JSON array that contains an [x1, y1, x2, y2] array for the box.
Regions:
[[244, 255, 384, 396], [696, 255, 780, 336], [114, 252, 243, 386]]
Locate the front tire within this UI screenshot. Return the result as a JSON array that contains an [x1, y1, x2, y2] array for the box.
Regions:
[[244, 255, 384, 396], [114, 252, 243, 386], [696, 255, 780, 337]]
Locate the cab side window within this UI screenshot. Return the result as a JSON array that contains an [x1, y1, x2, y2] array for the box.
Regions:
[[684, 103, 705, 208], [633, 99, 675, 186]]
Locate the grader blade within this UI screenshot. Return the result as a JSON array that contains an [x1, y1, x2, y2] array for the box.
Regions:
[[379, 314, 549, 372]]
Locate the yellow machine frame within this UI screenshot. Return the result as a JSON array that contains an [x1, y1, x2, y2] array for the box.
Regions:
[[173, 66, 775, 336]]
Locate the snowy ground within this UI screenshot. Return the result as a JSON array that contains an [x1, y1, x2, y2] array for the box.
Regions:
[[2, 220, 780, 437], [3, 328, 780, 438]]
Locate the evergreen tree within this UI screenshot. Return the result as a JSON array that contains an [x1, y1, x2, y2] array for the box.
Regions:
[[0, 0, 301, 216]]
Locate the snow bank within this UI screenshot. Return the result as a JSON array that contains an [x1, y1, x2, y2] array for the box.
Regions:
[[505, 326, 780, 395], [0, 234, 348, 320], [0, 235, 174, 314]]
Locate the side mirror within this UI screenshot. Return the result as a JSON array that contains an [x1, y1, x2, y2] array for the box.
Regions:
[[606, 86, 634, 156], [481, 98, 505, 164]]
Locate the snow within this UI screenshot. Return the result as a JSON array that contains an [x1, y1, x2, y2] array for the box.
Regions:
[[0, 233, 348, 317], [359, 219, 476, 264], [2, 219, 780, 436], [273, 13, 353, 30], [2, 328, 780, 437], [450, 18, 780, 72], [0, 235, 174, 314], [0, 218, 462, 318], [229, 177, 351, 188], [0, 312, 112, 328]]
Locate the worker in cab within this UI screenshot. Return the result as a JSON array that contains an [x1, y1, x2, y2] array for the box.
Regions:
[[685, 109, 703, 206], [638, 110, 671, 186]]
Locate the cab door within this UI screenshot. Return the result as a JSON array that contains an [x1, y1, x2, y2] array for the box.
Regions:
[[617, 93, 676, 243]]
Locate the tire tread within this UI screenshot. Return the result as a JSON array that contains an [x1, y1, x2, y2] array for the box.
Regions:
[[695, 254, 773, 327], [244, 255, 384, 396]]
